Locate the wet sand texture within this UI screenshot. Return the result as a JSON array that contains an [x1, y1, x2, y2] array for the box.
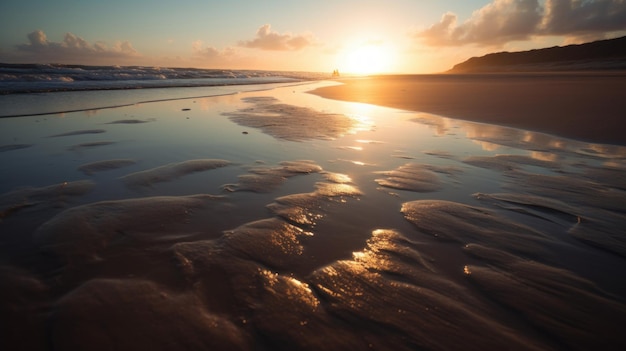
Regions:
[[120, 159, 231, 187], [78, 159, 136, 175], [68, 141, 116, 151], [0, 144, 33, 152], [34, 195, 225, 263], [309, 74, 626, 145], [50, 279, 249, 350], [49, 129, 107, 137], [2, 85, 626, 350], [223, 160, 323, 193], [464, 244, 626, 350], [375, 163, 443, 192], [223, 96, 357, 141], [105, 119, 151, 124], [1, 180, 95, 218]]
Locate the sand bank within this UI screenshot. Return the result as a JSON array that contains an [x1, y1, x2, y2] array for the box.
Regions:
[[309, 73, 626, 145]]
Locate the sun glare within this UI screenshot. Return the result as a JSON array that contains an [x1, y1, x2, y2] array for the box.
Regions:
[[342, 43, 394, 75]]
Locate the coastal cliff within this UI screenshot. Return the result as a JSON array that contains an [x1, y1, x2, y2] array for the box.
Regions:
[[449, 36, 626, 73]]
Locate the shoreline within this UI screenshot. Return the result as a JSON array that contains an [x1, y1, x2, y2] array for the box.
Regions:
[[309, 73, 626, 146]]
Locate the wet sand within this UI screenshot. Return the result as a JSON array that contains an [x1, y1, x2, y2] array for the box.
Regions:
[[309, 73, 626, 145], [1, 82, 626, 350]]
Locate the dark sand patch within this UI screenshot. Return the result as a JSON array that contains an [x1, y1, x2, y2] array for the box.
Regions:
[[474, 191, 626, 258], [375, 163, 443, 192], [267, 174, 362, 227], [0, 144, 32, 152], [223, 96, 357, 141], [463, 154, 560, 171], [224, 218, 313, 269], [307, 229, 547, 351], [50, 278, 249, 351], [172, 221, 545, 349], [49, 129, 106, 138], [423, 149, 457, 160], [505, 171, 626, 213], [33, 195, 226, 263], [463, 244, 626, 350], [172, 239, 363, 350], [222, 160, 322, 193], [78, 159, 136, 175], [401, 200, 552, 258], [568, 214, 626, 258], [309, 74, 626, 145], [1, 180, 95, 219], [68, 141, 116, 151], [473, 192, 581, 225], [0, 266, 49, 350], [120, 159, 231, 187], [582, 164, 626, 190], [105, 119, 151, 124]]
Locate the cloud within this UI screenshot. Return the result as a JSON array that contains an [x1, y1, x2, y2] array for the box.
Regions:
[[190, 40, 255, 68], [238, 24, 315, 51], [15, 30, 140, 62], [192, 40, 236, 59], [542, 0, 626, 35], [414, 0, 626, 46]]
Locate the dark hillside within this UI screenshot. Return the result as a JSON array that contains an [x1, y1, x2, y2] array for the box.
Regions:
[[449, 36, 626, 72]]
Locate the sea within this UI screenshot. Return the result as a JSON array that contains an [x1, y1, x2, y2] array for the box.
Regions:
[[0, 63, 327, 117]]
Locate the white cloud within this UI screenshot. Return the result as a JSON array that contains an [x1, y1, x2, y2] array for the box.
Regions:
[[238, 24, 316, 51], [414, 0, 626, 46], [15, 30, 140, 62]]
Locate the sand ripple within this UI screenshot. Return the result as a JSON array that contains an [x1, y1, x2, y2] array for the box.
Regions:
[[375, 163, 442, 192], [464, 244, 626, 350], [121, 159, 231, 187], [50, 279, 250, 351], [1, 180, 95, 220], [49, 129, 106, 137], [401, 200, 551, 257], [0, 144, 32, 152], [34, 195, 227, 263], [78, 159, 136, 175], [223, 160, 322, 193]]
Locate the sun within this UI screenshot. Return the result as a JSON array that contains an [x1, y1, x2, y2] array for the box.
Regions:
[[342, 43, 394, 75]]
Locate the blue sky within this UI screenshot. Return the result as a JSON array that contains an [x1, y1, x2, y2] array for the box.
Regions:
[[1, 0, 625, 73]]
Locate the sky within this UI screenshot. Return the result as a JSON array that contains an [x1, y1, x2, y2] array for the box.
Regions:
[[1, 0, 625, 74]]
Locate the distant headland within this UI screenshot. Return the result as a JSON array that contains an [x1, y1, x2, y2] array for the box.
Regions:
[[448, 36, 626, 73]]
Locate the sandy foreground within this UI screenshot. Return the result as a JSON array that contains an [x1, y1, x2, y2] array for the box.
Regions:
[[309, 73, 626, 145], [1, 81, 626, 350]]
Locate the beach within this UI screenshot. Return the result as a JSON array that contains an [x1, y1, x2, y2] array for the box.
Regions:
[[1, 77, 626, 350], [310, 73, 626, 145]]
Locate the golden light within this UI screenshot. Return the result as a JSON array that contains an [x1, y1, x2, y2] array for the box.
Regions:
[[342, 43, 395, 75]]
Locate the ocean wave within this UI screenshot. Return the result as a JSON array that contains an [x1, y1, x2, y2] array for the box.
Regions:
[[0, 63, 327, 94]]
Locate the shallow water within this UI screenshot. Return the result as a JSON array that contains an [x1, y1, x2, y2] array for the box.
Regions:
[[1, 81, 625, 350]]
